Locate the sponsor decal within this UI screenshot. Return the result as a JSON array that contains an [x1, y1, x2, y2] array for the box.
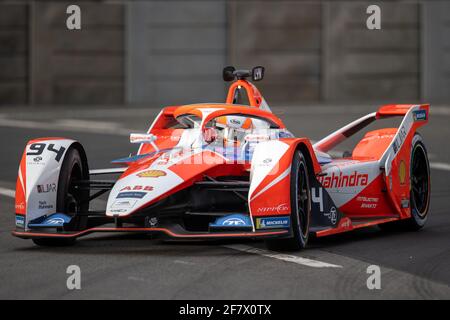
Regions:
[[137, 170, 166, 178], [130, 134, 154, 143], [33, 156, 43, 162], [399, 160, 407, 185], [317, 171, 368, 189], [256, 216, 290, 229], [223, 217, 246, 226], [157, 157, 170, 165], [360, 133, 395, 142], [256, 203, 289, 214], [116, 191, 146, 199], [15, 215, 25, 228], [209, 214, 252, 228], [46, 217, 65, 225], [37, 183, 56, 193], [111, 199, 137, 209], [27, 159, 46, 166], [392, 125, 407, 154], [120, 185, 153, 192], [324, 206, 337, 224], [28, 213, 72, 228], [228, 118, 242, 126], [15, 202, 25, 211], [413, 110, 427, 121], [401, 198, 410, 208], [109, 208, 127, 213], [146, 217, 158, 227], [257, 157, 274, 167], [245, 134, 270, 143], [38, 200, 53, 210], [339, 217, 352, 229], [356, 196, 379, 209]]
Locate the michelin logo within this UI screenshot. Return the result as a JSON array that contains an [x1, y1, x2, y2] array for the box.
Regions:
[[256, 217, 290, 229]]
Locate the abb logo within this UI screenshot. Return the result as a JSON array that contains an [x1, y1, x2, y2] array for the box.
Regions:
[[120, 185, 154, 192]]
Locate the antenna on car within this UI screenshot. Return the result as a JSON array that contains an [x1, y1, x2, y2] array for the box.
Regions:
[[223, 66, 265, 82]]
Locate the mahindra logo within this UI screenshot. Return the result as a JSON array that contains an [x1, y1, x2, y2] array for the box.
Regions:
[[257, 203, 289, 214], [317, 171, 368, 189]]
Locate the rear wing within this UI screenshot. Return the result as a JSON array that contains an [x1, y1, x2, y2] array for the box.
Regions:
[[379, 104, 429, 175], [313, 104, 429, 154]]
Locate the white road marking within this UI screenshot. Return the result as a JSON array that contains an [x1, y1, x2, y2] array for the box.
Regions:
[[430, 162, 450, 171], [224, 244, 342, 268], [0, 187, 15, 198]]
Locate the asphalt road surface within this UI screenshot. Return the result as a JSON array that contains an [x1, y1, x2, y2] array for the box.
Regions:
[[0, 104, 449, 299]]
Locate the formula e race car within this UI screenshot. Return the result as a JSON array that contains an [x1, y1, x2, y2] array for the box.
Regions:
[[12, 66, 431, 250]]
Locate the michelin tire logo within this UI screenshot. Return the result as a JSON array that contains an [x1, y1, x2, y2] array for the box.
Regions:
[[256, 217, 290, 229]]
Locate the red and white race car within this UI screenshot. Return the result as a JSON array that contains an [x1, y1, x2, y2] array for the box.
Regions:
[[12, 66, 431, 250]]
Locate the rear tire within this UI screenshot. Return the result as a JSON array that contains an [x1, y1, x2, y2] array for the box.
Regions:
[[32, 147, 89, 247], [379, 134, 430, 231], [265, 150, 311, 251], [404, 134, 430, 229]]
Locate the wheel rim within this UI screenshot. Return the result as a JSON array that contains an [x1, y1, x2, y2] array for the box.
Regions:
[[297, 162, 309, 237], [411, 144, 429, 217]]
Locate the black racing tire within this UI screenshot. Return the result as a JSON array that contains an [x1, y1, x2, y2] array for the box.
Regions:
[[32, 147, 89, 247], [404, 134, 430, 229], [265, 150, 311, 251], [379, 134, 430, 231]]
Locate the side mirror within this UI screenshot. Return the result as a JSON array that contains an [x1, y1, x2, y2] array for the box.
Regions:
[[252, 66, 264, 81], [223, 66, 236, 82]]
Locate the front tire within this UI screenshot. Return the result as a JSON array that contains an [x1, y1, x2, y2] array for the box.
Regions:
[[32, 147, 89, 247], [265, 150, 311, 251]]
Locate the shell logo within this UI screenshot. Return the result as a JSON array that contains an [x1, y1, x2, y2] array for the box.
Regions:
[[399, 160, 407, 185], [137, 170, 167, 178]]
